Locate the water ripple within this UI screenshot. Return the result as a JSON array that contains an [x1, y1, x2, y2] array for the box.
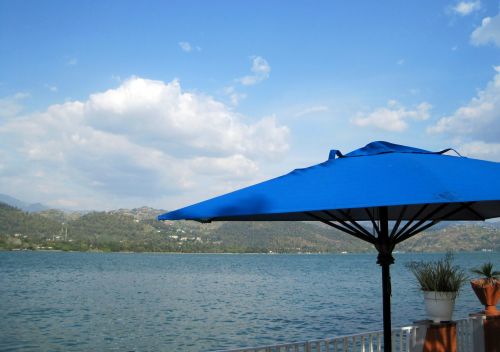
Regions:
[[1, 251, 498, 351]]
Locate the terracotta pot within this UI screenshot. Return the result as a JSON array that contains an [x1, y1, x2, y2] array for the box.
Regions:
[[470, 279, 500, 316]]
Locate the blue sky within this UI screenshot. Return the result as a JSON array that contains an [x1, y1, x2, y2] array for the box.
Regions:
[[1, 0, 499, 210]]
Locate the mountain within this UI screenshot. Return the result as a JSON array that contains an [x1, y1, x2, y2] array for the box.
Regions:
[[0, 202, 371, 253], [0, 194, 49, 213], [399, 223, 500, 252], [37, 209, 82, 222], [109, 206, 166, 221], [0, 202, 62, 249], [488, 220, 500, 229], [0, 200, 499, 253]]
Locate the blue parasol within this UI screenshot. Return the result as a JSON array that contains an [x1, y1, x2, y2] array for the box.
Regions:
[[158, 141, 500, 351]]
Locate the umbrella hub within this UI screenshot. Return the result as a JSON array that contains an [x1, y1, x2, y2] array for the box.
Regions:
[[375, 238, 396, 267], [376, 249, 395, 267]]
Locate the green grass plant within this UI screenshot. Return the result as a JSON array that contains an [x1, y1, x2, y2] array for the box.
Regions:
[[406, 253, 468, 293], [471, 262, 500, 287]]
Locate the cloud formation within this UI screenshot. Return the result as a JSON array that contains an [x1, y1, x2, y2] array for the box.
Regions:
[[0, 77, 289, 209], [294, 105, 329, 118], [178, 41, 201, 52], [0, 93, 29, 118], [459, 141, 500, 160], [44, 84, 58, 92], [66, 58, 78, 66], [453, 1, 481, 16], [223, 86, 246, 106], [471, 13, 500, 46], [428, 67, 500, 161], [351, 100, 431, 132], [428, 66, 500, 141], [238, 56, 271, 86]]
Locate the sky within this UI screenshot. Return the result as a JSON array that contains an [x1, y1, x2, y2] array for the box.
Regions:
[[0, 0, 500, 211]]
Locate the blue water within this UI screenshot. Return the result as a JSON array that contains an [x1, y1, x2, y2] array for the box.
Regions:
[[0, 251, 498, 351]]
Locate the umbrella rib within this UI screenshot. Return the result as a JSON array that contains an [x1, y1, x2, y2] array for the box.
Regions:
[[393, 204, 429, 239], [364, 208, 381, 237], [306, 212, 358, 235], [463, 203, 485, 220], [394, 202, 476, 244], [393, 203, 449, 242], [394, 219, 442, 244], [323, 210, 375, 243], [305, 212, 376, 245], [389, 205, 407, 238], [322, 210, 376, 243], [336, 209, 377, 241]]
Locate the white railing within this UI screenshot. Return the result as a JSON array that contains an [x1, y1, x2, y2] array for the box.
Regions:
[[217, 317, 477, 352], [456, 317, 474, 351]]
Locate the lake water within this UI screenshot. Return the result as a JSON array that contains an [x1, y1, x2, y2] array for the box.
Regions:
[[1, 251, 499, 351]]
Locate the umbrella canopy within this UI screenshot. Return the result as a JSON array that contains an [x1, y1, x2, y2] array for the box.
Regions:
[[160, 141, 500, 223], [158, 141, 500, 351]]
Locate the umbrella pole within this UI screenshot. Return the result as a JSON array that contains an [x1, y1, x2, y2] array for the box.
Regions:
[[380, 258, 392, 352], [377, 206, 394, 352]]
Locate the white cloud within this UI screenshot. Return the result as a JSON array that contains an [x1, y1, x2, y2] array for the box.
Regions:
[[179, 41, 192, 52], [238, 56, 271, 86], [66, 58, 78, 66], [0, 77, 289, 209], [0, 93, 29, 118], [294, 105, 329, 118], [428, 66, 500, 141], [84, 78, 288, 157], [453, 1, 481, 16], [471, 13, 500, 47], [351, 100, 432, 132], [179, 41, 201, 53], [189, 154, 258, 178], [224, 86, 246, 106], [459, 141, 500, 161], [44, 84, 58, 92]]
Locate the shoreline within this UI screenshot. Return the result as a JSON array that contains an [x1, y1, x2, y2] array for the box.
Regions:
[[0, 248, 496, 255]]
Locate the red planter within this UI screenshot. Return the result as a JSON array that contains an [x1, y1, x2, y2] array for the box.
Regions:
[[471, 279, 500, 316]]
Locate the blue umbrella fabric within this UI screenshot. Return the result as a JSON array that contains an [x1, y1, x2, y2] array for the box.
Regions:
[[159, 141, 500, 224], [158, 141, 500, 352]]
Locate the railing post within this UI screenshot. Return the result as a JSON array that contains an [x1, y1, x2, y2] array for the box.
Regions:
[[469, 314, 485, 352]]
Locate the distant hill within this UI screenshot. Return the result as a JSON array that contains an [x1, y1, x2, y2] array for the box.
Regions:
[[1, 201, 499, 253], [0, 202, 372, 252], [0, 194, 49, 213], [109, 206, 166, 221], [488, 220, 500, 229], [400, 223, 500, 252], [0, 202, 62, 249]]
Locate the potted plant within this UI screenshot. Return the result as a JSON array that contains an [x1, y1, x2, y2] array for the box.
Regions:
[[406, 253, 468, 323], [470, 262, 500, 316]]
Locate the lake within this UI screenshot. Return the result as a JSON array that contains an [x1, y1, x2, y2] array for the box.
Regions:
[[0, 251, 498, 351]]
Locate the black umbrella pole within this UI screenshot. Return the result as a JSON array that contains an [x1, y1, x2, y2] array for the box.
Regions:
[[381, 261, 392, 352], [377, 206, 394, 352]]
